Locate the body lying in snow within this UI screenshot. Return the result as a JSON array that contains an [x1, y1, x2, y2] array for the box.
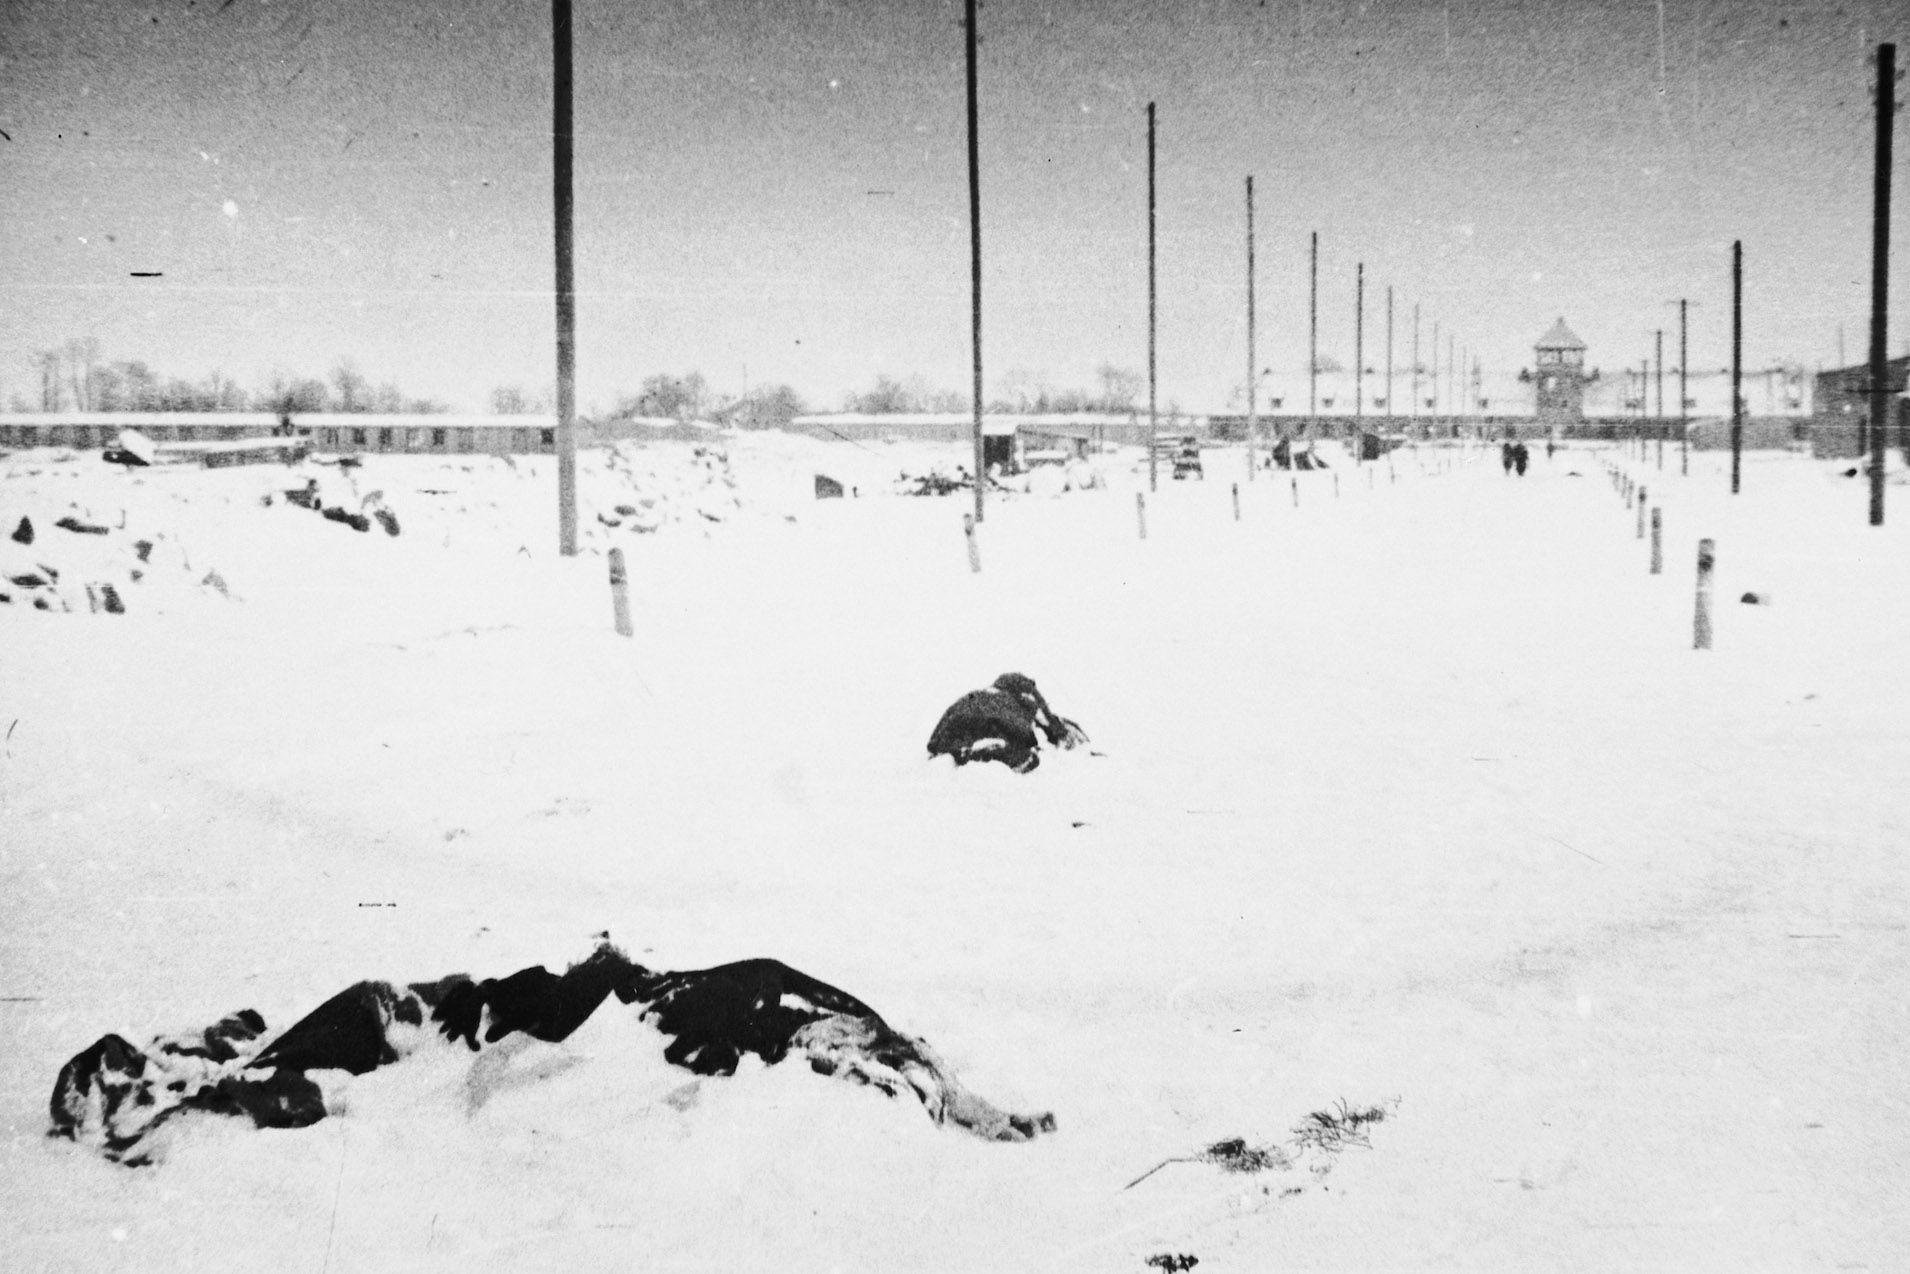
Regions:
[[49, 940, 1053, 1166], [927, 672, 1089, 773]]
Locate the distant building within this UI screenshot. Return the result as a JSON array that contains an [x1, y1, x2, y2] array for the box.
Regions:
[[0, 413, 576, 456], [1530, 318, 1589, 429], [788, 412, 1176, 463], [1810, 357, 1910, 459]]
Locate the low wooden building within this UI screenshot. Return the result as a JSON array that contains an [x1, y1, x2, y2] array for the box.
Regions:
[[1810, 357, 1910, 459]]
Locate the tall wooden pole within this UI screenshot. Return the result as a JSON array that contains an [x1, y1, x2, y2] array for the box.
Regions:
[[1412, 304, 1421, 429], [1430, 319, 1439, 423], [966, 0, 985, 522], [1679, 299, 1689, 475], [1731, 239, 1743, 494], [1654, 329, 1665, 419], [1386, 286, 1394, 426], [1654, 329, 1665, 467], [552, 0, 578, 556], [1147, 102, 1158, 493], [1246, 175, 1257, 479], [1308, 231, 1318, 419], [1354, 261, 1365, 456], [1448, 334, 1456, 437], [1869, 42, 1895, 527]]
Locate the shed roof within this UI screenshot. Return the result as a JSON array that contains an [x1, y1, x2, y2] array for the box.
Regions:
[[1535, 318, 1586, 351]]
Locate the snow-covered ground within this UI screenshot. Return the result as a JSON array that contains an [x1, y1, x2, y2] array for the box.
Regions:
[[2, 433, 1906, 1272]]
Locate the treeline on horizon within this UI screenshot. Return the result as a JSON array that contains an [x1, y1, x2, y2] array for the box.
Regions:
[[16, 341, 1152, 425]]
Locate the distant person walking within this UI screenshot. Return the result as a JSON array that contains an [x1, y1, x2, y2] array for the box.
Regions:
[[1501, 441, 1515, 475], [1512, 442, 1529, 477]]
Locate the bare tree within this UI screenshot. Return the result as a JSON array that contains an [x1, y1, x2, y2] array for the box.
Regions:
[[332, 359, 371, 413], [621, 371, 709, 421], [36, 349, 63, 411], [1094, 363, 1142, 413], [729, 383, 805, 430], [64, 338, 100, 411], [490, 385, 532, 414]]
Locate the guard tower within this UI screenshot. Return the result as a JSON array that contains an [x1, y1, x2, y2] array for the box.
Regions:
[[1532, 318, 1588, 428]]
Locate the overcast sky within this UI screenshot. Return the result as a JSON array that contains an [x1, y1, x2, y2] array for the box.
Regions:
[[1, 0, 1903, 414]]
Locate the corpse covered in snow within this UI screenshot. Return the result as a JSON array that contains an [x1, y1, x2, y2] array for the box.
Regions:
[[927, 672, 1088, 773], [49, 940, 1053, 1167]]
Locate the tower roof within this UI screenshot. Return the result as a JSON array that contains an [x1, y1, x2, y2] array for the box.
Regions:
[[1536, 318, 1586, 351]]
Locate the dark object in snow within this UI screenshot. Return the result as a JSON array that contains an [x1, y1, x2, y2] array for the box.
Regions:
[[201, 570, 229, 598], [1290, 1100, 1388, 1153], [1146, 1255, 1200, 1272], [927, 672, 1088, 773], [900, 469, 973, 497], [1271, 438, 1328, 471], [11, 515, 31, 545], [90, 583, 124, 614], [1740, 591, 1770, 606], [1172, 437, 1203, 480], [815, 473, 845, 499], [321, 505, 372, 533], [133, 539, 153, 562], [101, 447, 151, 467], [284, 480, 320, 510], [1125, 1136, 1293, 1189], [1126, 1101, 1391, 1191], [55, 515, 109, 535], [373, 508, 401, 536], [48, 939, 1054, 1166]]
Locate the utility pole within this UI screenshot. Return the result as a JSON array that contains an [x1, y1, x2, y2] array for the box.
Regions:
[[1448, 334, 1456, 438], [1869, 41, 1896, 526], [1386, 286, 1394, 427], [1654, 328, 1665, 468], [1412, 304, 1421, 430], [1355, 261, 1365, 457], [1147, 102, 1158, 493], [966, 0, 985, 523], [1430, 319, 1439, 423], [1246, 175, 1256, 479], [552, 0, 578, 556], [1671, 298, 1692, 475], [1309, 231, 1318, 419], [1654, 329, 1664, 419], [1731, 239, 1743, 495]]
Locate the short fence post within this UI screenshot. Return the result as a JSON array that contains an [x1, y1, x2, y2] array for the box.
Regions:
[[1136, 491, 1147, 541], [608, 547, 633, 637], [1693, 537, 1715, 650], [1231, 481, 1241, 522], [1333, 472, 1340, 499], [962, 512, 981, 573], [1290, 476, 1299, 507], [1636, 487, 1647, 538], [1650, 507, 1663, 574]]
